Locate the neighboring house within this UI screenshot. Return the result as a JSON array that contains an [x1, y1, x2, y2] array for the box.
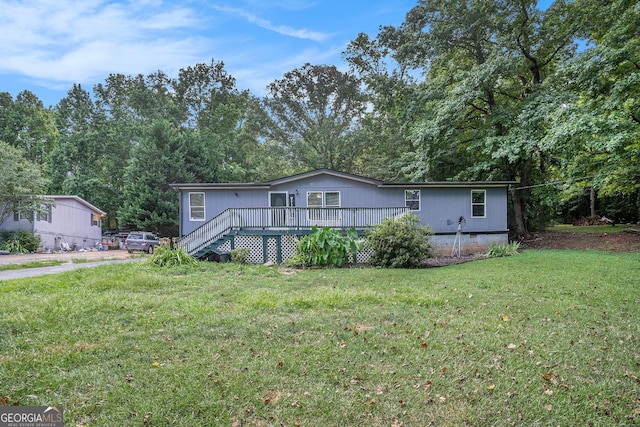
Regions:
[[0, 195, 105, 252], [171, 169, 515, 263]]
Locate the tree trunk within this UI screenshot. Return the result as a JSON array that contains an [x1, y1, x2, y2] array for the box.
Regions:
[[510, 186, 528, 240], [590, 187, 597, 218]]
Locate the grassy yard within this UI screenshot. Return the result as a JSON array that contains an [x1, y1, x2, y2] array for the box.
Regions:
[[1, 250, 639, 426]]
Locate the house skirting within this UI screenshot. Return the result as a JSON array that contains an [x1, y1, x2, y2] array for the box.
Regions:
[[212, 230, 508, 264]]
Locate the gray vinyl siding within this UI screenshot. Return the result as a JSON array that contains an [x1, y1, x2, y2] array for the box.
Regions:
[[179, 175, 509, 236], [0, 196, 104, 251]]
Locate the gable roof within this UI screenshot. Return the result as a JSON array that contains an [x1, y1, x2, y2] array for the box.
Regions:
[[44, 195, 106, 215], [170, 168, 515, 191]]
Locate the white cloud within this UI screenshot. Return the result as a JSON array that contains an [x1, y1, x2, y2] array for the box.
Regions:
[[0, 0, 205, 85], [210, 5, 330, 42]]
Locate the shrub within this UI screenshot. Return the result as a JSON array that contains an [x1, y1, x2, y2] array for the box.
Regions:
[[230, 248, 251, 264], [0, 231, 40, 253], [486, 241, 521, 258], [297, 226, 363, 267], [147, 247, 199, 267], [366, 213, 433, 268]]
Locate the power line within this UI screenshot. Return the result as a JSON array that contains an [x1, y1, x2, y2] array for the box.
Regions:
[[511, 176, 594, 191]]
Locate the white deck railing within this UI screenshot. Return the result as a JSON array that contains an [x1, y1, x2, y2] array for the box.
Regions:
[[178, 207, 409, 255]]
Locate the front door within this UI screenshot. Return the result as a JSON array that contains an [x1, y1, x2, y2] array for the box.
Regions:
[[269, 192, 288, 227]]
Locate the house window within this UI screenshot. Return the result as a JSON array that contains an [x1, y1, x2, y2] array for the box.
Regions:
[[37, 205, 52, 223], [91, 213, 101, 227], [307, 191, 340, 208], [189, 192, 205, 221], [15, 212, 31, 221], [405, 190, 421, 211], [471, 190, 486, 218], [307, 191, 341, 221]]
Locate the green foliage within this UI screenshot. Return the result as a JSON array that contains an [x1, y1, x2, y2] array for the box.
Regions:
[[297, 226, 363, 267], [486, 241, 521, 258], [147, 247, 198, 267], [230, 248, 251, 264], [0, 142, 49, 226], [0, 231, 40, 253], [366, 213, 432, 268], [262, 63, 368, 171]]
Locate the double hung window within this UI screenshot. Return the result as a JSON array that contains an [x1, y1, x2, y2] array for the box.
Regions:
[[471, 190, 486, 218], [307, 191, 341, 221], [405, 190, 421, 211], [189, 192, 205, 221]]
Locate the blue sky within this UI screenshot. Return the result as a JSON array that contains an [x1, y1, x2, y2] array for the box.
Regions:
[[0, 0, 416, 107]]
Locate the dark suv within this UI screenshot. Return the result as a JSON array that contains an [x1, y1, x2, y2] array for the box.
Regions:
[[125, 232, 159, 254]]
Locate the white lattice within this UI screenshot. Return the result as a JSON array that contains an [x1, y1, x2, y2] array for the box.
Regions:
[[356, 247, 373, 264], [281, 235, 301, 261], [218, 240, 231, 252], [234, 235, 263, 263], [267, 237, 278, 263]]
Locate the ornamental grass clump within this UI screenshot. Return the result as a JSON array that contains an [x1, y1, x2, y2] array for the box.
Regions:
[[366, 213, 433, 268], [147, 247, 199, 267], [486, 241, 521, 258]]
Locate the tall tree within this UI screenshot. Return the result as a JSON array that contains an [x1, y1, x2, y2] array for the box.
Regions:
[[347, 0, 581, 237], [262, 63, 368, 172], [0, 91, 58, 164], [48, 84, 127, 229], [545, 0, 639, 216], [118, 120, 193, 236], [0, 142, 49, 226]]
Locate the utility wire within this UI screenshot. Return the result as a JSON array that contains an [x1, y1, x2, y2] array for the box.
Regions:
[[511, 176, 594, 191]]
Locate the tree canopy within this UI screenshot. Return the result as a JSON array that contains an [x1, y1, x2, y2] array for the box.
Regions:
[[1, 0, 638, 236]]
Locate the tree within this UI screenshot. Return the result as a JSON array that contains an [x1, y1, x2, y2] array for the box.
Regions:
[[545, 0, 639, 220], [0, 91, 58, 164], [346, 0, 581, 237], [0, 142, 49, 226], [344, 31, 424, 180], [118, 120, 194, 236], [262, 63, 368, 172]]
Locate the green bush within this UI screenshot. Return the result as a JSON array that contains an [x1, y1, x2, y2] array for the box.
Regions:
[[366, 213, 433, 268], [0, 231, 40, 253], [486, 241, 521, 258], [297, 226, 363, 267], [230, 248, 251, 264], [147, 247, 199, 267]]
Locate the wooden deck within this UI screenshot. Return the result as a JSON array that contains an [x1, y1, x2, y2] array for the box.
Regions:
[[178, 207, 409, 256]]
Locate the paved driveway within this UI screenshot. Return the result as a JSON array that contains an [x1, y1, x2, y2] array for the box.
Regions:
[[0, 250, 145, 281]]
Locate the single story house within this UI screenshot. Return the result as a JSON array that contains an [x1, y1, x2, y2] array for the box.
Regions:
[[171, 169, 515, 263], [0, 195, 106, 252]]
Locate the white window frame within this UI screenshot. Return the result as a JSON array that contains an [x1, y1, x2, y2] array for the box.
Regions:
[[91, 213, 101, 227], [306, 191, 341, 222], [471, 190, 486, 218], [189, 192, 206, 221], [405, 190, 421, 211]]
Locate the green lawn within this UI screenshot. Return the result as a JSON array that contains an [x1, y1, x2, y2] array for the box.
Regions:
[[1, 250, 639, 426]]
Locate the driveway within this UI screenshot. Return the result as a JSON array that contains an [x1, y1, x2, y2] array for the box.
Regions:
[[0, 249, 146, 281]]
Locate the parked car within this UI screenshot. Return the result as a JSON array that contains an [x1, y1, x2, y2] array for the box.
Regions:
[[125, 232, 159, 254]]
